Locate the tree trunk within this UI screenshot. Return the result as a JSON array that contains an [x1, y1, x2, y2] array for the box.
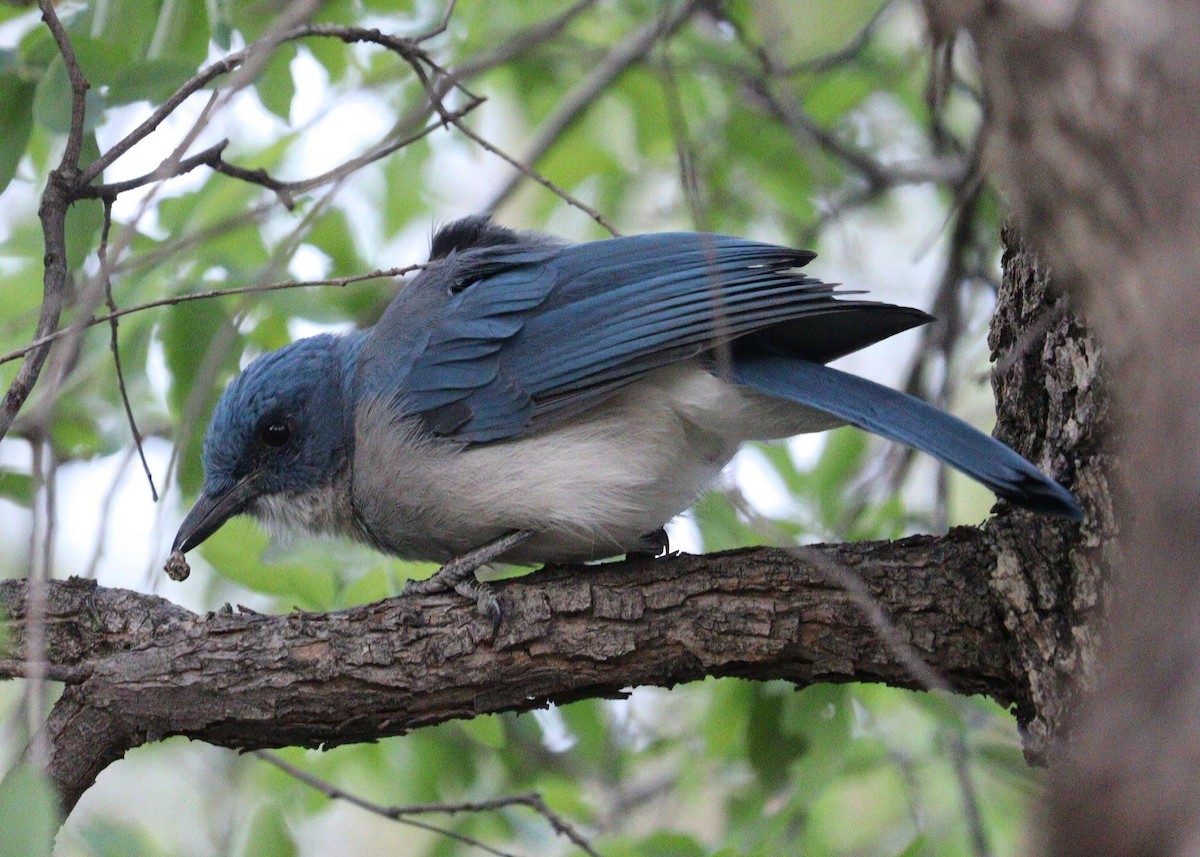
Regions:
[[984, 224, 1114, 760], [922, 0, 1200, 853]]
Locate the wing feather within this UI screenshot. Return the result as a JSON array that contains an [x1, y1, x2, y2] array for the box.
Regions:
[[355, 226, 929, 444]]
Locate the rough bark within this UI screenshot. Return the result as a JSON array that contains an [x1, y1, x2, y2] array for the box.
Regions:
[[921, 0, 1200, 854], [2, 534, 1020, 814], [983, 225, 1114, 759]]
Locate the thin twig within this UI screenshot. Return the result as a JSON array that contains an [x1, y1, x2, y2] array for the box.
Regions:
[[209, 97, 483, 198], [82, 141, 232, 198], [454, 118, 620, 236], [111, 201, 278, 277], [947, 728, 993, 857], [79, 54, 243, 185], [99, 198, 158, 501], [255, 751, 601, 857], [417, 0, 458, 42], [31, 87, 231, 441], [657, 46, 707, 230], [745, 75, 965, 193], [0, 267, 420, 367], [450, 0, 598, 82]]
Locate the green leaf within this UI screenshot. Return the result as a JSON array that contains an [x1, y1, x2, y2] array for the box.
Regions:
[[107, 58, 200, 106], [633, 832, 706, 857], [0, 469, 32, 507], [208, 0, 234, 51], [0, 765, 59, 857], [747, 685, 810, 790], [64, 197, 104, 271], [146, 0, 211, 68], [161, 298, 240, 493], [49, 396, 107, 458], [70, 34, 135, 89], [257, 43, 297, 122], [804, 67, 878, 125], [0, 73, 35, 194], [237, 803, 298, 857], [199, 517, 337, 609], [307, 209, 363, 278], [458, 714, 507, 750], [383, 144, 426, 238], [31, 56, 72, 133]]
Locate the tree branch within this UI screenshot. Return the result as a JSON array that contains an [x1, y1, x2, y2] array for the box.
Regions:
[[0, 1, 90, 443], [0, 531, 1023, 815]]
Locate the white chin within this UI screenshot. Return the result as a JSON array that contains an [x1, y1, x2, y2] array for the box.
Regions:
[[251, 486, 357, 542]]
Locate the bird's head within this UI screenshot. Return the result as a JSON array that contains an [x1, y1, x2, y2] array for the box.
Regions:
[[172, 333, 360, 555]]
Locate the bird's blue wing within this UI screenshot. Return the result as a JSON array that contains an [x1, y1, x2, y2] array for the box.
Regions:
[[356, 230, 930, 443]]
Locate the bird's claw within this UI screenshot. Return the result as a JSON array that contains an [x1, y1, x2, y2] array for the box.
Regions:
[[402, 530, 533, 630], [403, 571, 502, 630], [627, 527, 670, 559], [453, 577, 503, 632]]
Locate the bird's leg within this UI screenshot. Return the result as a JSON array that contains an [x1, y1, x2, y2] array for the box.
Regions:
[[404, 530, 535, 627]]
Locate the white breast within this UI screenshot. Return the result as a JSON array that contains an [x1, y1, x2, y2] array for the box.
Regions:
[[351, 362, 842, 563]]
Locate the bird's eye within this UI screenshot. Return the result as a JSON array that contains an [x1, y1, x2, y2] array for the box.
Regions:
[[260, 422, 291, 448]]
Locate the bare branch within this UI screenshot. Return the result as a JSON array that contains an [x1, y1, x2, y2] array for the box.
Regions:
[[0, 2, 91, 442], [255, 751, 602, 857], [0, 534, 1025, 814], [82, 141, 232, 198], [211, 96, 484, 199], [36, 0, 90, 171]]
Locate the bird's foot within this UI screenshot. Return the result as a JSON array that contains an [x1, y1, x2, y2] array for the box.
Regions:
[[626, 527, 670, 559], [403, 530, 534, 630]]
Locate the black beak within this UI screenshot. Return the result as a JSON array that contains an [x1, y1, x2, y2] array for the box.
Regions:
[[172, 477, 258, 554]]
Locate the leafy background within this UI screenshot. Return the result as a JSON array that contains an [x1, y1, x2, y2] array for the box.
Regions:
[[0, 0, 1031, 854]]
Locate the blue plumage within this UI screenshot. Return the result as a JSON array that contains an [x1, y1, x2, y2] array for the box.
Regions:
[[173, 216, 1082, 586], [731, 351, 1082, 517], [356, 229, 930, 443]]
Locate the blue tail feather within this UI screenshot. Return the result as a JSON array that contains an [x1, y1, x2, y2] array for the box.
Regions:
[[732, 354, 1083, 519]]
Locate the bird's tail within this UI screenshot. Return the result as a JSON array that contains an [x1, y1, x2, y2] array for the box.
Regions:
[[731, 353, 1083, 519]]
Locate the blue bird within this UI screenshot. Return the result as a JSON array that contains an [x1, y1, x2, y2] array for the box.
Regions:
[[172, 217, 1081, 616]]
